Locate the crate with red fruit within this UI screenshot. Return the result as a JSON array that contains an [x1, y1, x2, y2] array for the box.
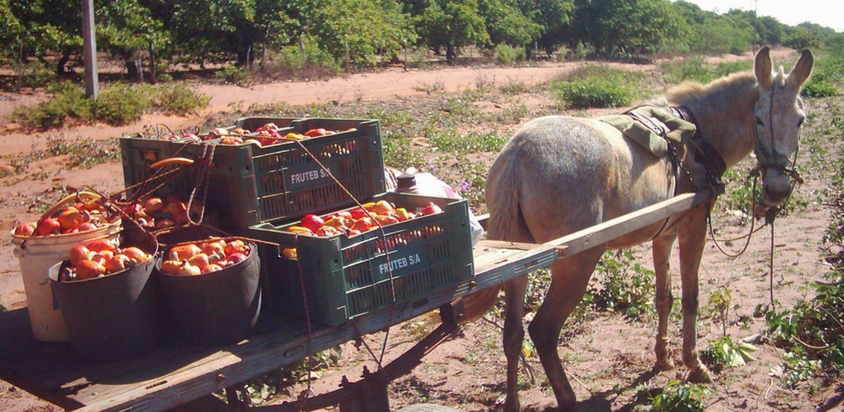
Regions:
[[120, 118, 384, 235], [248, 192, 474, 326]]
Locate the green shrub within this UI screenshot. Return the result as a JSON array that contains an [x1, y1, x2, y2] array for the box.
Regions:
[[549, 65, 644, 109], [217, 64, 250, 85], [94, 83, 150, 125], [591, 250, 655, 320], [12, 82, 93, 130], [150, 82, 210, 115], [494, 44, 525, 66], [802, 79, 839, 98], [258, 38, 341, 81], [651, 380, 707, 412]]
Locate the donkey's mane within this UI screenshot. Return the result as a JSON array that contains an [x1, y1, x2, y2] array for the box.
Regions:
[[664, 71, 758, 106]]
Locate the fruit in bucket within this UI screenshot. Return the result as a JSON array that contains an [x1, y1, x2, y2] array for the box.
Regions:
[[14, 194, 116, 238], [160, 238, 252, 276], [58, 242, 153, 282]]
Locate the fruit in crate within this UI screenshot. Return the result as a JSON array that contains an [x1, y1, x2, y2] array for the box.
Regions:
[[159, 238, 252, 276], [124, 194, 201, 228], [58, 242, 153, 282], [283, 200, 441, 237], [14, 198, 116, 237]]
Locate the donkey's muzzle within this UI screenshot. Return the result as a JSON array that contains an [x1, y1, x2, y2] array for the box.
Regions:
[[761, 168, 793, 206]]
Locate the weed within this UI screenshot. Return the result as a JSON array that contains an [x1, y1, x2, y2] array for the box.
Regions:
[[428, 130, 506, 154], [216, 64, 250, 86], [150, 82, 210, 116], [649, 380, 707, 412], [548, 65, 644, 109], [495, 44, 526, 66], [499, 78, 531, 95], [95, 83, 151, 125], [701, 336, 758, 371], [705, 289, 734, 337], [414, 80, 445, 94], [591, 250, 655, 321]]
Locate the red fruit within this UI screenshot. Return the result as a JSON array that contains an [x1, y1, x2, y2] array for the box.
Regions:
[[224, 240, 248, 256], [76, 222, 98, 232], [143, 197, 165, 214], [201, 263, 223, 274], [69, 244, 92, 266], [164, 194, 184, 205], [34, 218, 60, 236], [303, 128, 327, 137], [14, 223, 35, 236], [75, 260, 106, 280], [421, 202, 443, 216], [170, 243, 202, 261], [228, 253, 248, 264], [122, 247, 149, 263], [350, 207, 368, 220], [104, 254, 132, 273], [86, 238, 116, 253], [57, 208, 85, 231], [300, 214, 325, 232]]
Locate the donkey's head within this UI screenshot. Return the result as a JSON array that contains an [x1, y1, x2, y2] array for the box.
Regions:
[[753, 46, 814, 206]]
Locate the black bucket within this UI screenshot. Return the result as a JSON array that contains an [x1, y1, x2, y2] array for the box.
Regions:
[[48, 246, 162, 362], [157, 241, 261, 346]]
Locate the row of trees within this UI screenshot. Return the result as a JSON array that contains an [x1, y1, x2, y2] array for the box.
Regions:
[[0, 0, 840, 78]]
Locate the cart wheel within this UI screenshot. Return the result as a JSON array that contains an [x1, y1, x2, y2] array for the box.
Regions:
[[396, 404, 460, 412]]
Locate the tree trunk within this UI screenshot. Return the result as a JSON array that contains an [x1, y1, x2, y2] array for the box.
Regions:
[[149, 41, 157, 84], [446, 44, 456, 64], [126, 59, 139, 79], [57, 50, 72, 74]]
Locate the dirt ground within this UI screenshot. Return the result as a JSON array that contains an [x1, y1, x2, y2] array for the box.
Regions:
[[2, 48, 842, 412]]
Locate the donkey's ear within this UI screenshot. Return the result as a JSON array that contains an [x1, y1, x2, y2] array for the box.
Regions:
[[788, 49, 814, 90], [755, 46, 773, 89]]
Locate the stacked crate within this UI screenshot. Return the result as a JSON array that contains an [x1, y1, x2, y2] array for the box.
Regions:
[[120, 117, 475, 326]]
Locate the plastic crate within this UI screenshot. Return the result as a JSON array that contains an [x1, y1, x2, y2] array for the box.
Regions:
[[156, 118, 385, 234], [248, 192, 475, 326], [120, 136, 182, 197]]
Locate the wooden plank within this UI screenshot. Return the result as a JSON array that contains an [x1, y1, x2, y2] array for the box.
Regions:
[[544, 191, 714, 256]]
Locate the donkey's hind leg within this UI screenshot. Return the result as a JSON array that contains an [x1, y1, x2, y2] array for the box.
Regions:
[[528, 246, 605, 412], [653, 234, 677, 371]]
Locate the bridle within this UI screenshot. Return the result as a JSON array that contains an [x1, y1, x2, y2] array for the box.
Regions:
[[750, 87, 804, 194]]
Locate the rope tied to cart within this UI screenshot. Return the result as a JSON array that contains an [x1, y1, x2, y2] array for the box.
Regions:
[[285, 138, 401, 401]]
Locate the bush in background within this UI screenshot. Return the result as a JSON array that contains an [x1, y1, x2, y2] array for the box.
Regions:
[[494, 44, 525, 65]]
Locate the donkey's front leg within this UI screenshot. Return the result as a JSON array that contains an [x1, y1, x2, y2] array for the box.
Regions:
[[653, 234, 677, 371], [502, 275, 529, 412], [678, 208, 712, 383]]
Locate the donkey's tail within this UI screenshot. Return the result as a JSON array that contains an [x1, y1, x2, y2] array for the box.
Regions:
[[462, 150, 531, 322]]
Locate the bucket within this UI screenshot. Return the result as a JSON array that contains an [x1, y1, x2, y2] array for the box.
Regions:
[[48, 234, 161, 362], [157, 240, 261, 346], [11, 192, 122, 342]]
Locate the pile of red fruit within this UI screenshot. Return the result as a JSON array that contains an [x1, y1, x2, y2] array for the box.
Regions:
[[122, 194, 202, 229], [286, 200, 442, 237], [13, 198, 118, 238], [159, 238, 251, 276], [58, 239, 153, 281]]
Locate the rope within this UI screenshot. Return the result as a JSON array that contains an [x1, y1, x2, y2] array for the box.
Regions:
[[288, 139, 398, 372], [707, 175, 760, 258]]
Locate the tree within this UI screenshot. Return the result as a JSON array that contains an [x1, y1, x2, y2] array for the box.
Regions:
[[97, 0, 169, 79], [478, 0, 541, 49], [529, 0, 574, 55], [310, 0, 416, 67], [570, 0, 687, 56], [782, 25, 821, 50], [415, 0, 489, 63]]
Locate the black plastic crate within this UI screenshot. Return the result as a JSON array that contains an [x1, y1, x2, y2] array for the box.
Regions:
[[248, 192, 475, 326]]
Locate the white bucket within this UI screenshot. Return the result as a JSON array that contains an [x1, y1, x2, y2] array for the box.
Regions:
[[11, 221, 122, 342]]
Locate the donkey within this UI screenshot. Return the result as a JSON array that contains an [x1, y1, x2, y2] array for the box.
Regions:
[[483, 46, 813, 411]]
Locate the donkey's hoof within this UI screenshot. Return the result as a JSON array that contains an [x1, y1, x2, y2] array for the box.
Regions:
[[686, 366, 713, 383], [654, 358, 675, 371]]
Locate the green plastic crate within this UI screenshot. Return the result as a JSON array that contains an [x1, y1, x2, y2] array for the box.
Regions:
[[248, 192, 475, 326], [136, 118, 385, 235]]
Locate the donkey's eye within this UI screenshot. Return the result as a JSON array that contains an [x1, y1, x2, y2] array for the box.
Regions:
[[755, 117, 764, 127], [797, 118, 805, 128]]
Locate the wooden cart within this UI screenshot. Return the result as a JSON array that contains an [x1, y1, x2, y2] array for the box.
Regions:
[[0, 191, 712, 411]]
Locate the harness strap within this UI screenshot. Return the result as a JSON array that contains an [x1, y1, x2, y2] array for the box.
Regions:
[[671, 106, 727, 181]]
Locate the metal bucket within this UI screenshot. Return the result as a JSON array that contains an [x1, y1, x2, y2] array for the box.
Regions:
[[157, 241, 261, 346], [48, 240, 161, 362]]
